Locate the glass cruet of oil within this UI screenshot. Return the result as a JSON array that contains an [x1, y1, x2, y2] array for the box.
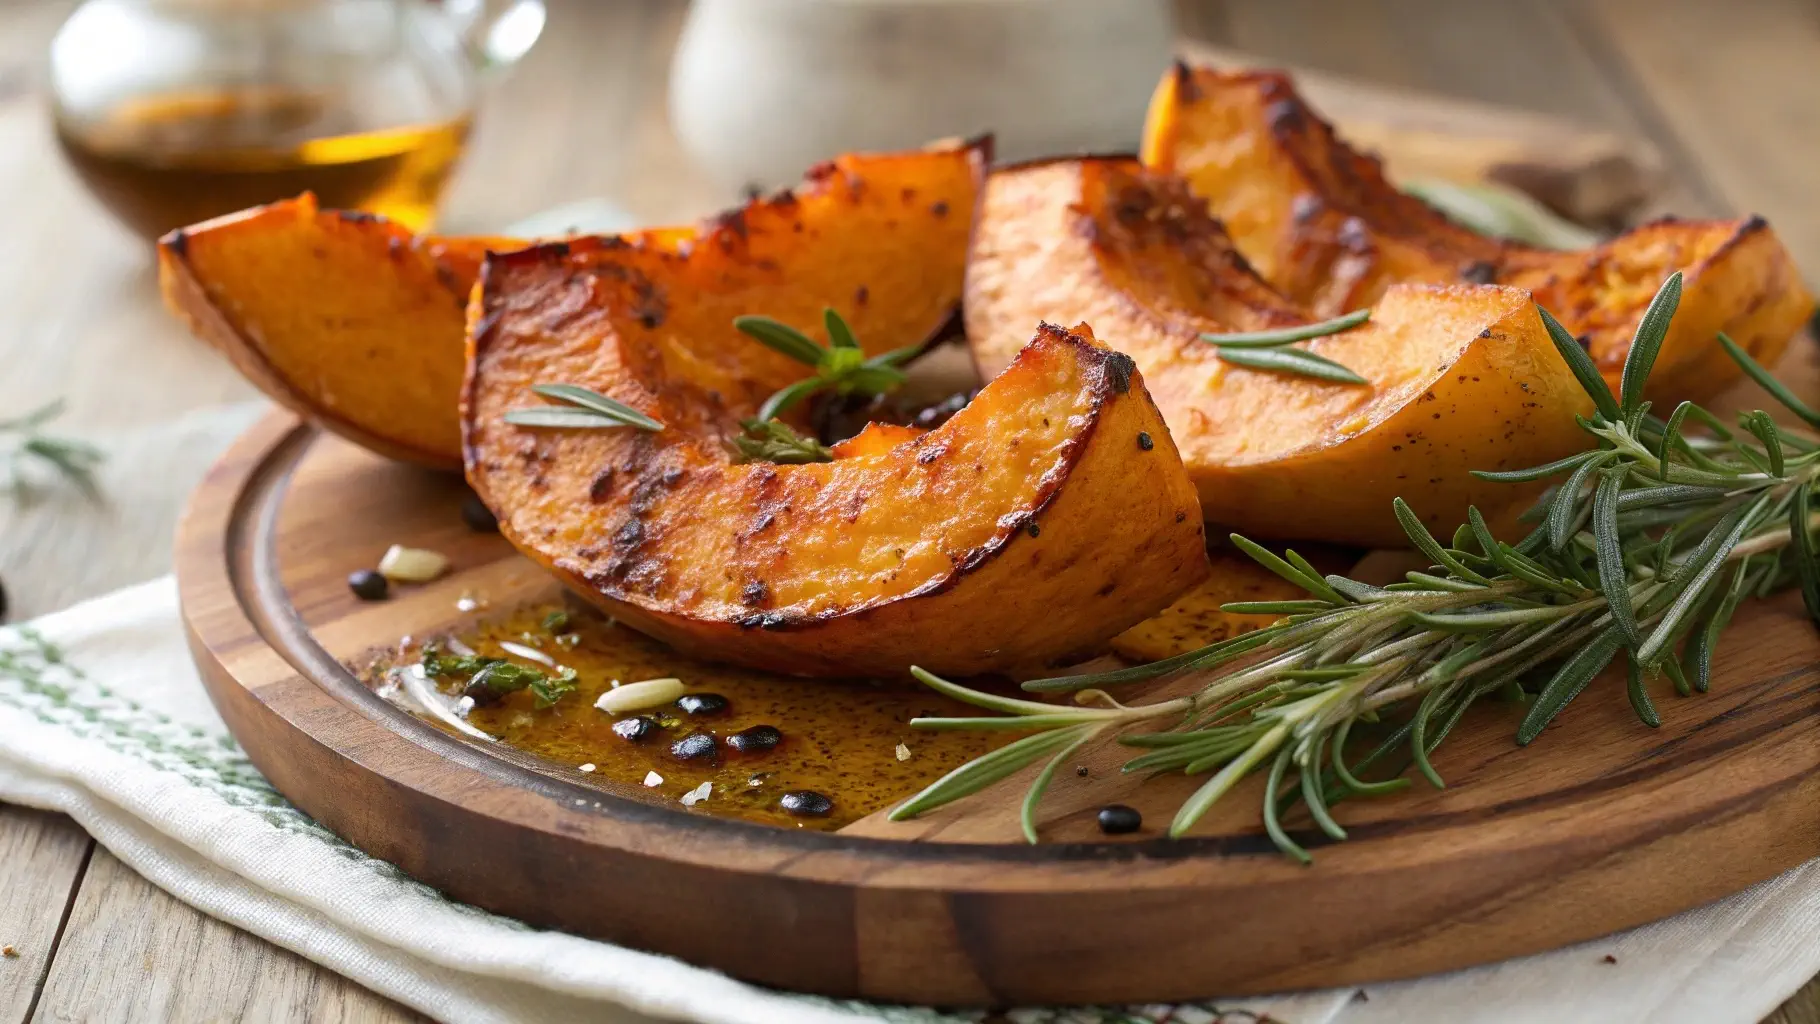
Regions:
[[48, 0, 544, 240]]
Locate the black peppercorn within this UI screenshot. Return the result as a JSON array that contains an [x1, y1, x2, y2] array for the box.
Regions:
[[460, 492, 499, 532], [612, 716, 658, 742], [670, 732, 718, 760], [779, 790, 834, 817], [726, 724, 783, 753], [676, 692, 730, 716], [347, 569, 388, 601], [1136, 431, 1154, 451], [1097, 804, 1142, 835]]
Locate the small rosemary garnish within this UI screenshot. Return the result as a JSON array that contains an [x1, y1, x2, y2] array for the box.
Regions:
[[735, 309, 919, 421], [1, 400, 103, 498], [1201, 309, 1370, 385], [504, 384, 663, 432], [730, 418, 833, 465], [420, 642, 577, 708], [895, 272, 1820, 859]]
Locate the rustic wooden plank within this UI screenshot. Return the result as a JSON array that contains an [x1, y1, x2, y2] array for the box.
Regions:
[[0, 807, 91, 1024], [30, 848, 424, 1023]]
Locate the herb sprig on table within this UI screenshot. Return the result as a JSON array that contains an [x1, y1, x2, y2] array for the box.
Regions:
[[895, 272, 1820, 858], [1, 399, 104, 498]]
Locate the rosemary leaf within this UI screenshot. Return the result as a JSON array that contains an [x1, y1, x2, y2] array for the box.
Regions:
[[507, 384, 663, 431], [1518, 627, 1623, 745], [1471, 450, 1594, 483], [1744, 410, 1785, 477], [1637, 504, 1755, 663], [1618, 272, 1682, 417], [1230, 533, 1350, 604], [889, 726, 1090, 822], [1197, 308, 1370, 347], [1547, 451, 1610, 551], [1538, 304, 1622, 422], [1625, 654, 1660, 728], [823, 307, 860, 350], [1262, 747, 1312, 864], [1592, 468, 1639, 647], [1718, 332, 1820, 428], [1393, 498, 1492, 584], [1216, 345, 1368, 385], [1020, 726, 1100, 843], [733, 315, 824, 365]]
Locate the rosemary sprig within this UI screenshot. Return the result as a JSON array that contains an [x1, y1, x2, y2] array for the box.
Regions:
[[734, 309, 918, 421], [895, 273, 1820, 858], [1, 400, 103, 498], [505, 384, 663, 432], [730, 418, 833, 464], [1201, 310, 1370, 384]]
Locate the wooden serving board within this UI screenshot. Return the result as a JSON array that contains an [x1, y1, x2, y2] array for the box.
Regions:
[[178, 377, 1820, 1006]]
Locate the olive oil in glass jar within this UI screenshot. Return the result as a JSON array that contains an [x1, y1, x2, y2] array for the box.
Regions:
[[48, 0, 544, 239]]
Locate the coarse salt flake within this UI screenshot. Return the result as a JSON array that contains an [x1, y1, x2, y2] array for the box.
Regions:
[[680, 781, 713, 806], [579, 763, 596, 773], [642, 771, 664, 787], [896, 743, 912, 761]]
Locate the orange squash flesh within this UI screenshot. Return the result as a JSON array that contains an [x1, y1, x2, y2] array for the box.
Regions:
[[464, 231, 1209, 677], [1139, 64, 1814, 406], [966, 158, 1593, 548], [158, 139, 990, 468]]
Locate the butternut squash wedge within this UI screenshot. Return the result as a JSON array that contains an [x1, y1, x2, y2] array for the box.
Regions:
[[464, 234, 1208, 677], [157, 139, 990, 468], [1139, 64, 1813, 406], [965, 158, 1593, 548]]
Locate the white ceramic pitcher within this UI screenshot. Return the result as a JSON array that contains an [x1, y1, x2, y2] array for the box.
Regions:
[[668, 0, 1176, 192]]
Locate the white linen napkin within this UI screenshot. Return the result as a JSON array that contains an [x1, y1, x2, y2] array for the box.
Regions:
[[5, 580, 1820, 1024]]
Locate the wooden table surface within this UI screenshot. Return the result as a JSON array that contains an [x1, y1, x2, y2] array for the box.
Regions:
[[2, 0, 1818, 1020]]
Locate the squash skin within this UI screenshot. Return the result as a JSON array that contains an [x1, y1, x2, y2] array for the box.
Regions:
[[157, 139, 990, 469], [966, 158, 1594, 548], [464, 233, 1208, 678], [1139, 64, 1814, 406], [158, 196, 481, 466]]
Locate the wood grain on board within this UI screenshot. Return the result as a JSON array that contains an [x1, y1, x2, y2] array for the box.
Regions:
[[6, 0, 1820, 1018]]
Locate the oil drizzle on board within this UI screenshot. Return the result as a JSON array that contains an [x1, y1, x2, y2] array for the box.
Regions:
[[362, 603, 1008, 829]]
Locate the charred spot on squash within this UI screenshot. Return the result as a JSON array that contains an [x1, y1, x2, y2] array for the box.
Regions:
[[1104, 351, 1136, 394]]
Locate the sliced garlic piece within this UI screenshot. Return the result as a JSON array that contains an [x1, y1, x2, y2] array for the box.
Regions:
[[593, 677, 684, 715], [378, 545, 449, 582]]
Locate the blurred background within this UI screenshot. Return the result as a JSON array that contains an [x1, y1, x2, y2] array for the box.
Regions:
[[2, 0, 1817, 1020]]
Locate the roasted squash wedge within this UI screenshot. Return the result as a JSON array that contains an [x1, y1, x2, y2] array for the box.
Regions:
[[1139, 64, 1813, 405], [158, 139, 990, 468], [465, 233, 1208, 676], [965, 158, 1593, 547]]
